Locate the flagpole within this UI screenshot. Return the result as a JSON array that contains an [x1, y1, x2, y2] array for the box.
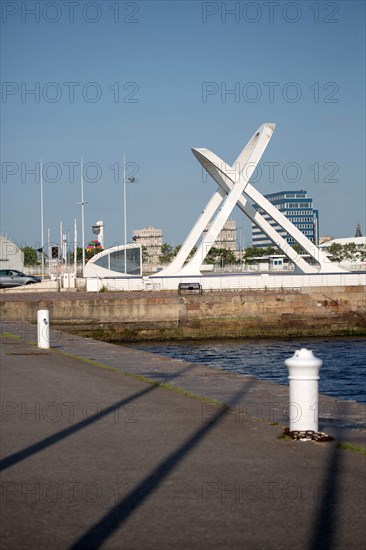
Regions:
[[47, 228, 51, 278], [60, 221, 63, 265], [81, 157, 86, 276], [40, 159, 44, 280], [123, 152, 127, 273], [74, 218, 77, 276]]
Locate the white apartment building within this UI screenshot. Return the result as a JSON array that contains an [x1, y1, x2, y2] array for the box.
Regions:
[[0, 235, 24, 271], [132, 226, 163, 264], [203, 219, 237, 251]]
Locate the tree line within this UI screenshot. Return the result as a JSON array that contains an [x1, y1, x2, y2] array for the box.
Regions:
[[158, 243, 238, 266], [21, 241, 366, 267], [327, 242, 366, 262]]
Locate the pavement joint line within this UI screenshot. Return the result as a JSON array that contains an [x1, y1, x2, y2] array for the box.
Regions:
[[1, 330, 232, 413], [52, 347, 234, 412], [0, 332, 21, 340], [335, 442, 366, 455]]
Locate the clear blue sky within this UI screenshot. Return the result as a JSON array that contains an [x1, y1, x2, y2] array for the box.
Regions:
[[1, 0, 365, 250]]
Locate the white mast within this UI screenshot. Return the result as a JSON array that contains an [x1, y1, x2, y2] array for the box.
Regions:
[[81, 157, 86, 275], [123, 152, 127, 273], [60, 221, 63, 263], [74, 218, 77, 276], [40, 159, 44, 280], [47, 228, 51, 277]]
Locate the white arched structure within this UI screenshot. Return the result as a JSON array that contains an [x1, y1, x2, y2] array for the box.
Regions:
[[155, 123, 346, 276], [84, 244, 142, 278]]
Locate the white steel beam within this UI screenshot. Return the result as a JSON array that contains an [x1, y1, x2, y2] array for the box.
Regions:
[[191, 148, 316, 273], [178, 123, 275, 274], [191, 146, 344, 273], [157, 123, 346, 276]]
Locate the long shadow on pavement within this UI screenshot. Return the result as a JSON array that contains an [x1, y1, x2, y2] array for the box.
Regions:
[[308, 404, 348, 550], [69, 379, 255, 550], [0, 361, 197, 472], [0, 385, 153, 472]]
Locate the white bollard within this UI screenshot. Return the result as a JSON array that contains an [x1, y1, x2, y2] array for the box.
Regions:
[[285, 348, 322, 433], [37, 309, 50, 349]]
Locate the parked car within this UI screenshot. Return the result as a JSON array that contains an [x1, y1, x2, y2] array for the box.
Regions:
[[0, 269, 41, 288]]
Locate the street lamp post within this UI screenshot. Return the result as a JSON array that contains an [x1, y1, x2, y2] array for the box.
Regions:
[[80, 158, 88, 276], [122, 154, 137, 275], [130, 175, 137, 234], [47, 228, 51, 277], [238, 227, 244, 262], [123, 153, 127, 250]]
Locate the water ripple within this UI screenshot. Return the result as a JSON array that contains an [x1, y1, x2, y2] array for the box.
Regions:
[[131, 337, 366, 403]]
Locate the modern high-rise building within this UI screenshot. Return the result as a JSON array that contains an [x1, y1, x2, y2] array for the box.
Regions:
[[203, 219, 237, 250], [251, 190, 319, 247]]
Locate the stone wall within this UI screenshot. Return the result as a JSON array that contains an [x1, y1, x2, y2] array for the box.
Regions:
[[1, 287, 365, 341]]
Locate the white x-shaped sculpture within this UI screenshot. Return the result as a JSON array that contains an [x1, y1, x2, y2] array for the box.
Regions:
[[156, 123, 346, 276]]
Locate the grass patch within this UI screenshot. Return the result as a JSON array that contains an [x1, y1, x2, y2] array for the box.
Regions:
[[337, 442, 366, 455], [5, 351, 49, 355], [277, 432, 291, 440], [0, 332, 21, 340], [53, 349, 230, 411]]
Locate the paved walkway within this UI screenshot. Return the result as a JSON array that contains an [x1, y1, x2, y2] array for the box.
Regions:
[[1, 321, 365, 549]]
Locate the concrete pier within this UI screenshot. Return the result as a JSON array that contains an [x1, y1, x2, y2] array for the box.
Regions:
[[1, 322, 365, 549]]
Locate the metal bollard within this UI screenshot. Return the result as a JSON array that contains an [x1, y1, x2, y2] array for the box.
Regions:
[[285, 348, 322, 433], [37, 309, 50, 349]]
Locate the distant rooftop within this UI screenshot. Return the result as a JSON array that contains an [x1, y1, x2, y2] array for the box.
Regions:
[[319, 236, 366, 248], [355, 223, 363, 238]]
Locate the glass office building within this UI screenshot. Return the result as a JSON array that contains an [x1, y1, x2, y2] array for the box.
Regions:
[[251, 190, 319, 247]]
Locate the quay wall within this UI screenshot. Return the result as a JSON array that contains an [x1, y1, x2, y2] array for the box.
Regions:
[[1, 286, 365, 341]]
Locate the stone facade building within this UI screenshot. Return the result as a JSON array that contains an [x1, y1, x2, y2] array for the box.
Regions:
[[132, 226, 163, 265], [203, 219, 237, 251]]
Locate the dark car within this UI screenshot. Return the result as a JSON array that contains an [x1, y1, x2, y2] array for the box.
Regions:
[[0, 269, 41, 288]]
